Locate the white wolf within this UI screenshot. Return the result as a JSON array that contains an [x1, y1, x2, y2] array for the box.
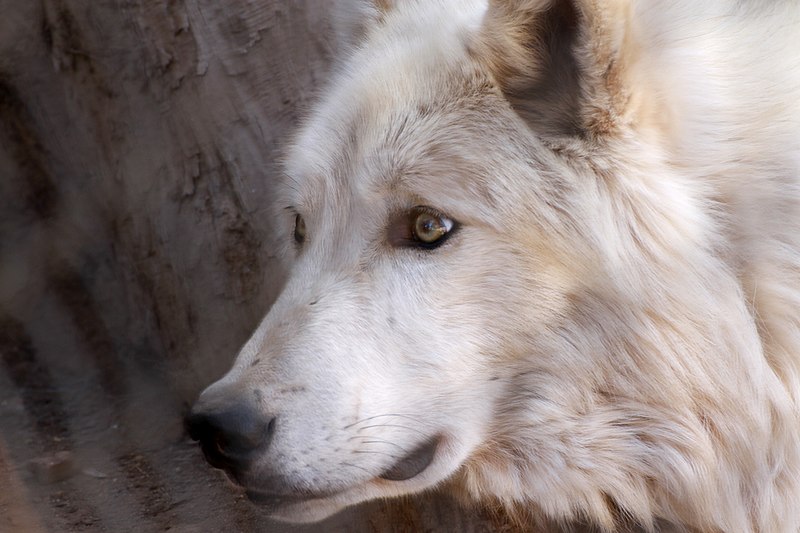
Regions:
[[188, 0, 800, 531]]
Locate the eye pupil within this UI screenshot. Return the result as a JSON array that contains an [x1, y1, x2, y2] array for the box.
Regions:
[[294, 214, 306, 244]]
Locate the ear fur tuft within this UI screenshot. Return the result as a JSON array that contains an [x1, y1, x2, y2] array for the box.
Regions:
[[475, 0, 635, 138]]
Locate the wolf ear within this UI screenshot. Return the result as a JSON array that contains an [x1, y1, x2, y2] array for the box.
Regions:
[[331, 0, 394, 53], [476, 0, 635, 137]]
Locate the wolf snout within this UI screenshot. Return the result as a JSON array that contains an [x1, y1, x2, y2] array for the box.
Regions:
[[186, 393, 275, 475]]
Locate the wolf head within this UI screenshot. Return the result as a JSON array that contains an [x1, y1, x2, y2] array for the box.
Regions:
[[188, 1, 797, 530]]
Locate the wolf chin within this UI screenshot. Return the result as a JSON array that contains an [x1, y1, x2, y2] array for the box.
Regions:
[[187, 1, 800, 531]]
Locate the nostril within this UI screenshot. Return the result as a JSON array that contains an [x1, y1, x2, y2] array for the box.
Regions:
[[186, 412, 212, 443]]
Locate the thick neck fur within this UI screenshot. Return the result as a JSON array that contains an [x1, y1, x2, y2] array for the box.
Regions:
[[468, 2, 800, 527]]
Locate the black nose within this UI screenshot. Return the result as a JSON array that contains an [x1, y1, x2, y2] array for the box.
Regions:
[[186, 404, 275, 473]]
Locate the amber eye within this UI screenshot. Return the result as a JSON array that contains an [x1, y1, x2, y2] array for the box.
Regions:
[[410, 207, 455, 247], [293, 214, 306, 245]]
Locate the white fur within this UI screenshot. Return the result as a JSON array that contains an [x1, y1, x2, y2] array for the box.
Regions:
[[199, 0, 800, 530]]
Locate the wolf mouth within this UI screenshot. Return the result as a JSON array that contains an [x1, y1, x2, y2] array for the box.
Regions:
[[244, 436, 441, 512], [244, 490, 321, 509], [378, 436, 440, 481]]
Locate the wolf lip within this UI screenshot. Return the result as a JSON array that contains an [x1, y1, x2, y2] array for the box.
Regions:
[[245, 490, 311, 510], [245, 490, 283, 505], [246, 491, 288, 504], [378, 437, 439, 481]]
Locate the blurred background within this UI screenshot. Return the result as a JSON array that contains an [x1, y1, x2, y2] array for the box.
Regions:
[[0, 1, 505, 531]]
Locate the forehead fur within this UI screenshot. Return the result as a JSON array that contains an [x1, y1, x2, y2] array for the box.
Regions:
[[286, 1, 495, 190], [283, 0, 574, 230]]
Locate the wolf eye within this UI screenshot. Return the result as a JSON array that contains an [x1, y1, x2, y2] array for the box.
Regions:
[[413, 210, 452, 244], [409, 207, 455, 248], [293, 214, 306, 245], [388, 207, 457, 249]]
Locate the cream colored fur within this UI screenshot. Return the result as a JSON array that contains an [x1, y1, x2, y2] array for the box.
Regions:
[[199, 0, 800, 530]]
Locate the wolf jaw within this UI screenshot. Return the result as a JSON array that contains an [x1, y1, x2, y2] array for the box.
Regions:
[[188, 0, 800, 531]]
